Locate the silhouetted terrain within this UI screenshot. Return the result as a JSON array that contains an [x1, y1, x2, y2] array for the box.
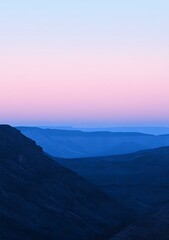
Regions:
[[0, 125, 128, 240], [2, 125, 169, 239], [56, 147, 169, 239], [17, 127, 169, 158], [111, 204, 169, 240], [57, 147, 169, 214]]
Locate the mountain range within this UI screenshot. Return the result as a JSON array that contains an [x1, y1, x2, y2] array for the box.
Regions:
[[18, 127, 169, 158], [1, 125, 169, 239], [56, 147, 169, 239]]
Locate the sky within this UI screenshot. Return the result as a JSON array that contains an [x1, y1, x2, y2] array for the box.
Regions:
[[0, 0, 169, 127]]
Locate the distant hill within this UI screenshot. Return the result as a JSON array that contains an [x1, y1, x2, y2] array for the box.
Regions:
[[18, 127, 169, 158], [77, 127, 169, 135], [0, 125, 128, 240], [19, 126, 169, 135]]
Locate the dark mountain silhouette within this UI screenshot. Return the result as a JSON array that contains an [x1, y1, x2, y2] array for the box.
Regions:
[[57, 147, 169, 215], [0, 125, 128, 240], [56, 147, 169, 239], [17, 127, 169, 158], [111, 204, 169, 240]]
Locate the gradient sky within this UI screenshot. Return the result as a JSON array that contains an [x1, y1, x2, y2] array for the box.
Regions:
[[0, 0, 169, 127]]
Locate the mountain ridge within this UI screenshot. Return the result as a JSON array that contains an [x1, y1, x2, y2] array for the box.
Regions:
[[17, 127, 169, 158], [0, 125, 128, 239]]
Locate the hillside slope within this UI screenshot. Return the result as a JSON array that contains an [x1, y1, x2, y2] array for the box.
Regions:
[[57, 147, 169, 239], [57, 147, 169, 216], [0, 125, 128, 240], [111, 204, 169, 240]]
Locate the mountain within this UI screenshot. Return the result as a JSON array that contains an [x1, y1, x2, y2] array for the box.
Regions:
[[17, 127, 169, 158], [0, 125, 128, 240], [56, 147, 169, 238], [111, 204, 169, 240], [56, 147, 169, 215], [76, 127, 169, 135]]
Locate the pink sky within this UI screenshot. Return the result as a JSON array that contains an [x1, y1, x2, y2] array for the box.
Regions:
[[1, 47, 169, 126], [0, 1, 169, 126]]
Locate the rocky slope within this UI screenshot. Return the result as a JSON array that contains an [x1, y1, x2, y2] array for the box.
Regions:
[[111, 204, 169, 240], [0, 125, 128, 240], [56, 146, 169, 239], [57, 147, 169, 217]]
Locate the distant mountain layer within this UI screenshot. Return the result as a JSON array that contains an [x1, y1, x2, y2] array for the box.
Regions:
[[0, 125, 127, 240], [18, 127, 169, 158], [56, 147, 169, 239], [77, 127, 169, 135]]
